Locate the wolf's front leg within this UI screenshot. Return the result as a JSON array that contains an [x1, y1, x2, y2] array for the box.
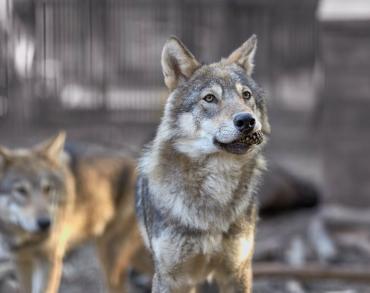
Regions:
[[152, 273, 167, 293], [152, 273, 195, 293], [232, 260, 253, 293], [216, 259, 253, 293]]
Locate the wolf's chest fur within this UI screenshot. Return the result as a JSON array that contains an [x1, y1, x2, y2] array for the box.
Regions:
[[192, 156, 244, 203], [146, 151, 261, 232]]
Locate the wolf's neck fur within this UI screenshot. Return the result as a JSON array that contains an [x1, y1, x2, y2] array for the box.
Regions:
[[140, 121, 265, 233]]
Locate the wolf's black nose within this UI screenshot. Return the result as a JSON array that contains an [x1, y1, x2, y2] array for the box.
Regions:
[[233, 113, 256, 133], [37, 217, 51, 231]]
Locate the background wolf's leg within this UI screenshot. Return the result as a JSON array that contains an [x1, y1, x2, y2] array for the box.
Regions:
[[31, 258, 53, 293], [97, 245, 130, 293], [96, 230, 142, 293], [110, 228, 142, 290], [14, 258, 33, 293], [45, 224, 70, 293], [44, 257, 63, 293], [96, 237, 126, 293], [189, 285, 201, 293]]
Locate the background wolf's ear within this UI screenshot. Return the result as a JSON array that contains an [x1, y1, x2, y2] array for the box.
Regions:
[[35, 131, 66, 162], [161, 37, 200, 91], [0, 146, 12, 167], [226, 34, 257, 76]]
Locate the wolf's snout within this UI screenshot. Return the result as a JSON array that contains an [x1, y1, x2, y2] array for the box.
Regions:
[[233, 113, 256, 134], [37, 216, 51, 232]]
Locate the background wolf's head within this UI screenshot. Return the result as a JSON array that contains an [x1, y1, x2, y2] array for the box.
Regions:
[[0, 133, 67, 247], [158, 35, 270, 158]]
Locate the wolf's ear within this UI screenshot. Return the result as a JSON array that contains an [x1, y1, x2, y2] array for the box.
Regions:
[[226, 34, 257, 76], [35, 131, 66, 162], [0, 146, 12, 167], [161, 37, 200, 91]]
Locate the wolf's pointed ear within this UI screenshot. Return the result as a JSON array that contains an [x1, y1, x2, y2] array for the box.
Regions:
[[226, 35, 257, 76], [161, 37, 200, 91], [35, 131, 66, 162], [0, 146, 12, 167]]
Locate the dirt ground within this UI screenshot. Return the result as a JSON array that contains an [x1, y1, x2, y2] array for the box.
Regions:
[[0, 106, 369, 292]]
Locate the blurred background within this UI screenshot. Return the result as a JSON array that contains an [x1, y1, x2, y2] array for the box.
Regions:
[[1, 0, 370, 292]]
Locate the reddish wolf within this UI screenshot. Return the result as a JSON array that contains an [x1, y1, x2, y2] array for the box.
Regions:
[[0, 133, 149, 293]]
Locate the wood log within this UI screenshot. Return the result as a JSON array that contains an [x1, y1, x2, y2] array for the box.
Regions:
[[0, 262, 13, 279], [254, 262, 370, 283], [321, 205, 370, 228]]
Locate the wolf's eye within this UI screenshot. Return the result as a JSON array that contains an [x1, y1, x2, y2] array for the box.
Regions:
[[242, 90, 252, 100], [14, 185, 28, 197], [43, 184, 54, 195], [203, 94, 216, 103]]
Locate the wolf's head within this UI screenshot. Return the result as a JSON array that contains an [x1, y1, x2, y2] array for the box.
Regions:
[[0, 132, 67, 247], [159, 35, 270, 158]]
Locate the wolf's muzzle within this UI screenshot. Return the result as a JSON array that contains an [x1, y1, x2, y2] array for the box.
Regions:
[[233, 113, 256, 134], [37, 216, 51, 232]]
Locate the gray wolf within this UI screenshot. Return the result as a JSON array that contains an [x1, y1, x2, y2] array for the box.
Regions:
[[0, 133, 149, 293], [136, 35, 270, 292]]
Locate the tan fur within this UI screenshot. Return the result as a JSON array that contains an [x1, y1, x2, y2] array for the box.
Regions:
[[0, 133, 151, 293]]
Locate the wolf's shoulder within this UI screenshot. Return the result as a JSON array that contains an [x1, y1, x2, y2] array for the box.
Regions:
[[64, 143, 136, 204]]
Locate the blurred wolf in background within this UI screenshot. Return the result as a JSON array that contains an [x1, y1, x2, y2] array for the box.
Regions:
[[136, 35, 270, 292], [0, 132, 150, 293]]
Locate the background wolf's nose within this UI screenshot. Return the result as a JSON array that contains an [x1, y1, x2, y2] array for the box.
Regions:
[[233, 113, 256, 133], [37, 217, 51, 231]]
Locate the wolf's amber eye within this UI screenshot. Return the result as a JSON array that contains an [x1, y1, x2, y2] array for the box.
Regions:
[[243, 90, 252, 100], [203, 94, 216, 103]]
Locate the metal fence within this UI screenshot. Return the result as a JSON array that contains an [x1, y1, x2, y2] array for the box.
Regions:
[[3, 0, 318, 124], [0, 30, 8, 120]]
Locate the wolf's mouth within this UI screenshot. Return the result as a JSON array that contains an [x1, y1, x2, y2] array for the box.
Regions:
[[7, 230, 49, 251], [233, 131, 264, 145], [214, 130, 264, 154]]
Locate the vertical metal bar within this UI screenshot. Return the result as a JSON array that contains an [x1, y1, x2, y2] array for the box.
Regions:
[[43, 1, 46, 86], [102, 0, 107, 111], [4, 0, 10, 119], [89, 0, 92, 88]]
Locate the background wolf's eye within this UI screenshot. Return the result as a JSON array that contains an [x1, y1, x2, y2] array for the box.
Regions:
[[203, 94, 216, 103], [14, 185, 28, 197], [43, 184, 54, 195], [243, 90, 252, 100]]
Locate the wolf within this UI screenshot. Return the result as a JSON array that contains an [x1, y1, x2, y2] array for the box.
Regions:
[[136, 34, 270, 293], [0, 133, 149, 293]]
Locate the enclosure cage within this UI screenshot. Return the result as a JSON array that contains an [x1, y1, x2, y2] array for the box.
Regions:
[[2, 0, 318, 127]]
